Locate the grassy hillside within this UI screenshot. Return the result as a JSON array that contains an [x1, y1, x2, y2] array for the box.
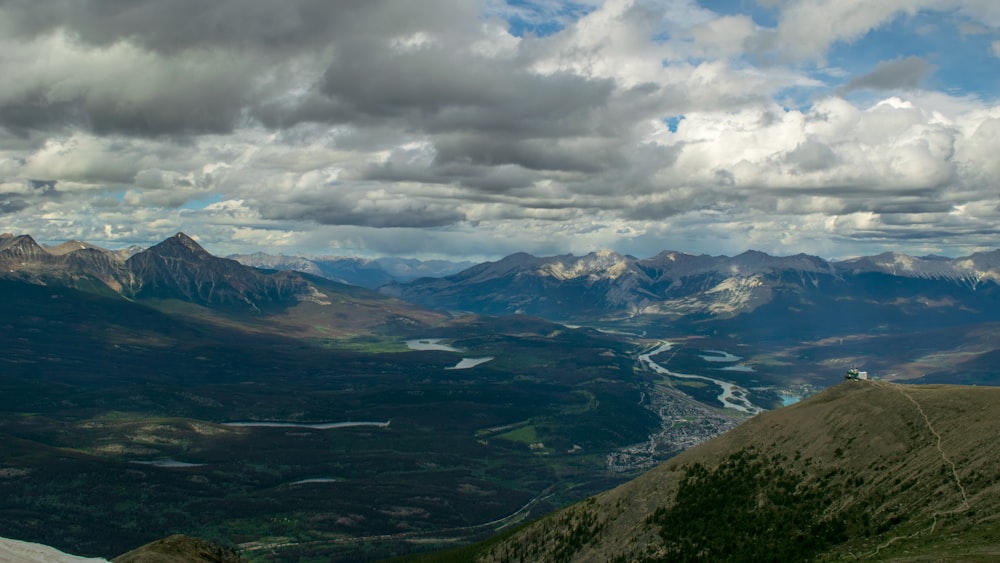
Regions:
[[473, 381, 1000, 562]]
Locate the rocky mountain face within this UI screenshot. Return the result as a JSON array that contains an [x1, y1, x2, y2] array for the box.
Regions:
[[125, 234, 313, 310], [1, 232, 321, 311], [0, 233, 440, 320], [386, 248, 1000, 322], [475, 381, 1000, 562], [1, 233, 132, 294]]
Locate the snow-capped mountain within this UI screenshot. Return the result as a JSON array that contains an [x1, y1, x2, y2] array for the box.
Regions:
[[387, 248, 1000, 321], [837, 250, 1000, 288]]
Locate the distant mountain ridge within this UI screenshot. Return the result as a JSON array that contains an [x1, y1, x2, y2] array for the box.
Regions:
[[385, 247, 1000, 321], [0, 233, 449, 336], [1, 233, 314, 310], [228, 252, 474, 289], [6, 231, 1000, 325]]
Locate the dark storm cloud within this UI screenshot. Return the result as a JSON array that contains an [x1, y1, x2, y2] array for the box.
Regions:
[[0, 88, 244, 138], [0, 0, 484, 137], [299, 38, 617, 138], [251, 180, 468, 229], [433, 134, 622, 173], [869, 200, 956, 215], [83, 81, 248, 137], [841, 56, 935, 93], [0, 197, 29, 214], [0, 179, 59, 214], [366, 160, 541, 194], [0, 94, 81, 137], [257, 31, 631, 191], [259, 200, 466, 229], [0, 0, 474, 54]]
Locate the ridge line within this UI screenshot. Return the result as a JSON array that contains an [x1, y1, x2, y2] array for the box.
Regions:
[[865, 381, 970, 558]]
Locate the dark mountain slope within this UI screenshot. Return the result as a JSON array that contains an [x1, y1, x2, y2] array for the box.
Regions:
[[0, 232, 449, 335], [124, 233, 311, 310], [475, 381, 1000, 562], [388, 248, 1000, 324]]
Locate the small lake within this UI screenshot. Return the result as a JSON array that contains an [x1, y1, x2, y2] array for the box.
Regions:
[[405, 338, 461, 352], [446, 357, 494, 370], [130, 459, 204, 468], [222, 421, 390, 429], [718, 365, 755, 372], [699, 350, 742, 362], [780, 394, 802, 406], [287, 478, 339, 485]]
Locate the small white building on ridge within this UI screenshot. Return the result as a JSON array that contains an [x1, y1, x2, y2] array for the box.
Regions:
[[845, 368, 868, 380]]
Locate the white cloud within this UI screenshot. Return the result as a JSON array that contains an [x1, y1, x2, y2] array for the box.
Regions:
[[1, 1, 999, 260]]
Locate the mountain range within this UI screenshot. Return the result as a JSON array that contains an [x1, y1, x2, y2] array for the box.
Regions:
[[7, 231, 1000, 384], [1, 232, 313, 309], [0, 232, 447, 337], [385, 247, 1000, 321], [229, 251, 474, 289], [8, 231, 1000, 326]]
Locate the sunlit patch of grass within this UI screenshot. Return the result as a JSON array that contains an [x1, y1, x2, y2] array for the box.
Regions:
[[497, 425, 538, 444], [318, 335, 410, 353]]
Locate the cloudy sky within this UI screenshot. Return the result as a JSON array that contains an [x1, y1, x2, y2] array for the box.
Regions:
[[2, 0, 999, 261]]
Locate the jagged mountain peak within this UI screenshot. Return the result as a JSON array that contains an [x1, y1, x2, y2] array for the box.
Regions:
[[538, 249, 634, 281], [45, 240, 106, 256], [147, 232, 210, 257], [727, 249, 831, 274], [0, 234, 56, 267], [0, 233, 44, 251], [123, 234, 317, 310]]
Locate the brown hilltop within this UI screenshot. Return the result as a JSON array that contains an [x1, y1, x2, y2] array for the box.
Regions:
[[477, 381, 1000, 562], [113, 535, 244, 563]]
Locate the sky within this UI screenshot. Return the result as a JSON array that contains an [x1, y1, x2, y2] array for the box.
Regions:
[[1, 0, 1000, 261]]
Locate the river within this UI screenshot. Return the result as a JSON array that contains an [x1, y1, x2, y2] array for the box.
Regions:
[[640, 342, 763, 415]]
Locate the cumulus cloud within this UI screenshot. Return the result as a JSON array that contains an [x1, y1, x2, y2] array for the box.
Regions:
[[0, 0, 999, 260]]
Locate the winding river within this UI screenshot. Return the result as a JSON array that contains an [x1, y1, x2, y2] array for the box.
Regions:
[[640, 342, 763, 415]]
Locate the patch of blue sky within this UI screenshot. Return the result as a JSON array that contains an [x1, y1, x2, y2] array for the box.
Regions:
[[695, 0, 778, 28], [662, 115, 685, 133], [826, 9, 1000, 100], [180, 194, 225, 211], [499, 0, 598, 37], [772, 84, 829, 112]]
